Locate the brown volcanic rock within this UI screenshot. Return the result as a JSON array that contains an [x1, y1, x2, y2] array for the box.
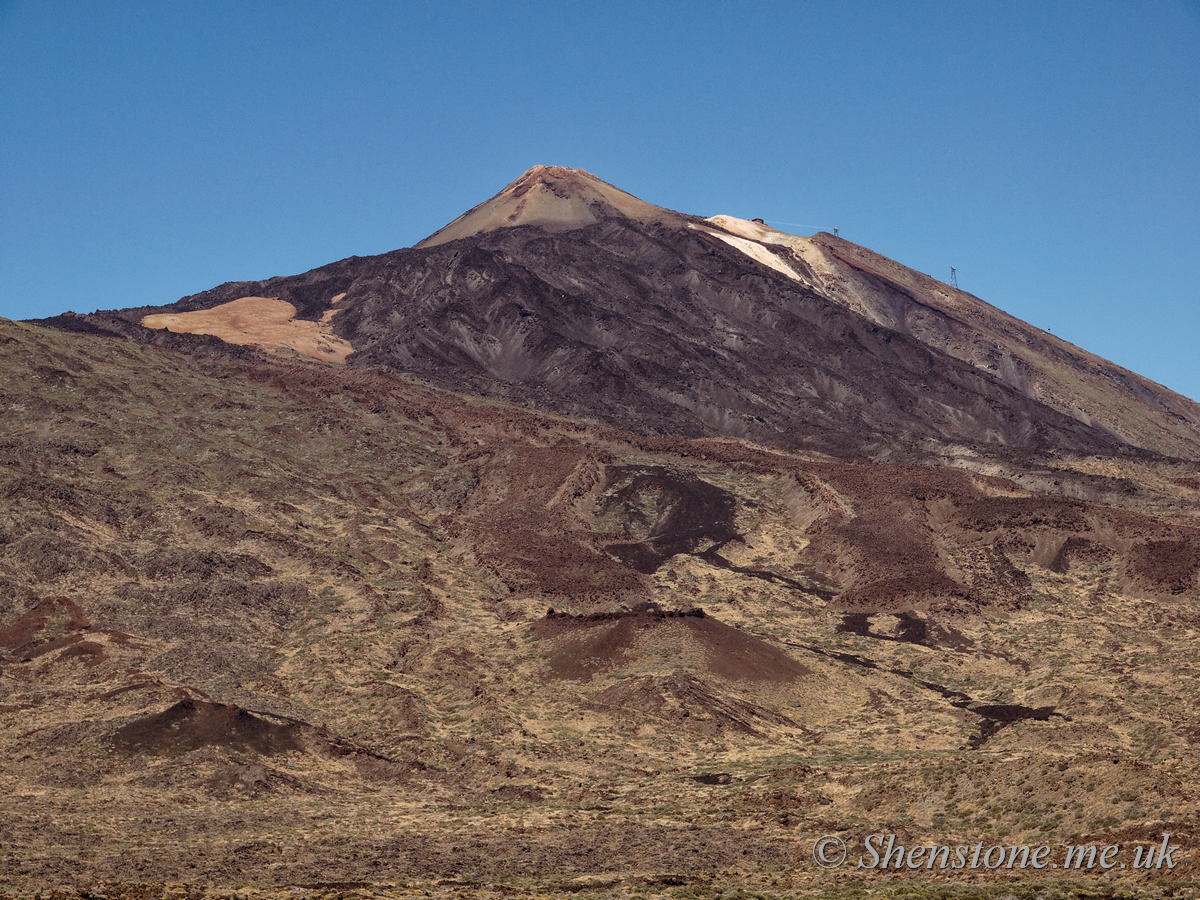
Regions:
[[1125, 536, 1200, 597], [396, 390, 1198, 620], [599, 465, 740, 574], [793, 457, 1200, 614], [110, 698, 304, 757], [110, 699, 418, 784], [334, 222, 1127, 458], [456, 445, 649, 603], [534, 608, 811, 741], [536, 607, 811, 683], [0, 596, 91, 658]]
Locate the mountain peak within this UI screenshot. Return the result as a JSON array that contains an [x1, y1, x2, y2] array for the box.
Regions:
[[415, 165, 682, 248]]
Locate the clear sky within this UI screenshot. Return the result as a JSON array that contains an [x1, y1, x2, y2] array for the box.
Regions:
[[3, 1, 1198, 400]]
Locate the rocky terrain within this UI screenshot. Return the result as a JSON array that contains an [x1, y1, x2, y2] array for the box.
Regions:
[[5, 168, 1200, 897]]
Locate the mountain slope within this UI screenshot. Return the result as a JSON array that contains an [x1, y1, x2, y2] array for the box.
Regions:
[[37, 166, 1200, 462], [706, 216, 1200, 459]]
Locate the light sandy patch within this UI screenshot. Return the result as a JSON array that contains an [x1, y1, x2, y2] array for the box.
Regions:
[[142, 296, 354, 364], [689, 221, 803, 283], [705, 215, 797, 246], [703, 215, 898, 322], [319, 294, 347, 327], [704, 215, 827, 272]]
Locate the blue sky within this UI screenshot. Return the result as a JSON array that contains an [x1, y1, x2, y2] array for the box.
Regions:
[[3, 1, 1198, 400]]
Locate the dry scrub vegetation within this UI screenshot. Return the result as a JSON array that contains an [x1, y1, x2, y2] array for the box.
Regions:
[[2, 319, 1200, 895]]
